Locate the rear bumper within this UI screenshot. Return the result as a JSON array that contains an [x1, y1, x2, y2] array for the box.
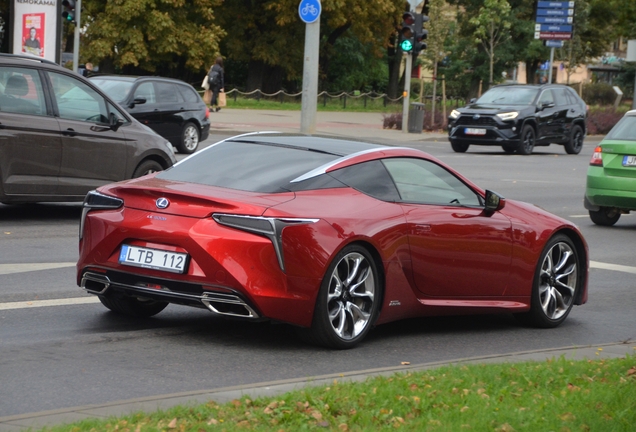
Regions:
[[585, 167, 636, 210]]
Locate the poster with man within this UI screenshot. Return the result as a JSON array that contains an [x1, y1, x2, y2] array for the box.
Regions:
[[12, 0, 59, 63], [22, 13, 44, 57]]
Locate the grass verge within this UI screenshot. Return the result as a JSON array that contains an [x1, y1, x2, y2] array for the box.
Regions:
[[40, 354, 635, 431]]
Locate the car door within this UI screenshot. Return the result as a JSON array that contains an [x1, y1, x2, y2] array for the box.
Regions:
[[536, 89, 558, 141], [155, 81, 185, 143], [127, 81, 163, 135], [382, 158, 513, 297], [552, 88, 572, 140], [45, 70, 131, 196], [0, 66, 62, 196]]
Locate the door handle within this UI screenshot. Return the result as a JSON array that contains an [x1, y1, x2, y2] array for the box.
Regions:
[[62, 128, 77, 137]]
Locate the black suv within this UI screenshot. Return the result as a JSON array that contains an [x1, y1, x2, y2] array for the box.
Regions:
[[0, 54, 176, 204], [447, 84, 587, 155], [90, 75, 210, 154]]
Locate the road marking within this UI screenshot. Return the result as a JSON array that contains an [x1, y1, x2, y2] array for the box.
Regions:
[[0, 262, 76, 275], [590, 261, 636, 275], [0, 296, 100, 311]]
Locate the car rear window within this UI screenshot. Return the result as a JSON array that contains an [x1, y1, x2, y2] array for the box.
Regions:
[[605, 115, 636, 141], [477, 87, 538, 105], [177, 84, 200, 103], [157, 141, 341, 193]]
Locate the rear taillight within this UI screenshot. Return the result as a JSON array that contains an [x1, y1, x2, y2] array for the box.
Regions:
[[205, 107, 210, 119], [589, 146, 603, 166]]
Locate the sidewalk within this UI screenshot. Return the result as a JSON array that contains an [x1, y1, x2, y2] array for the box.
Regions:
[[1, 342, 633, 431], [207, 108, 449, 143]]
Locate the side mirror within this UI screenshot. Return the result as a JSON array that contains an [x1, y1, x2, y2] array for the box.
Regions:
[[469, 98, 477, 104], [484, 190, 505, 212], [129, 96, 147, 108], [540, 102, 555, 110], [109, 113, 124, 131]]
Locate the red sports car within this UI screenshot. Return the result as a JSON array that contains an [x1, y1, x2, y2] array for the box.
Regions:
[[77, 133, 588, 349]]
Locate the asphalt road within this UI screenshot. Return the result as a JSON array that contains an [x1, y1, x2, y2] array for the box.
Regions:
[[1, 134, 635, 419]]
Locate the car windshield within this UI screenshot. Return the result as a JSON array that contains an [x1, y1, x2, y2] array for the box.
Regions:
[[605, 115, 636, 141], [477, 87, 538, 105], [90, 78, 133, 103]]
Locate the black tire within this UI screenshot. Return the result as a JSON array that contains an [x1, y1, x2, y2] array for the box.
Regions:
[[451, 141, 469, 153], [564, 124, 584, 155], [177, 122, 200, 154], [517, 125, 535, 155], [514, 234, 580, 328], [300, 245, 382, 349], [132, 160, 163, 178], [589, 207, 621, 226], [99, 294, 168, 318], [502, 144, 516, 154]]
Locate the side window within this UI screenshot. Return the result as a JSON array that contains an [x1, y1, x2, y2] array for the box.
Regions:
[[538, 90, 555, 106], [554, 88, 570, 106], [382, 158, 481, 206], [329, 160, 401, 202], [177, 84, 200, 103], [134, 82, 156, 104], [0, 66, 47, 116], [156, 82, 180, 103], [47, 72, 108, 123], [107, 101, 127, 122]]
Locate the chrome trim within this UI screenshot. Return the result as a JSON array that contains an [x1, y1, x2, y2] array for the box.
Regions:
[[212, 214, 319, 272], [290, 146, 412, 183], [80, 271, 260, 319]]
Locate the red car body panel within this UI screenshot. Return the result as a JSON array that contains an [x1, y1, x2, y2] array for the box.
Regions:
[[77, 137, 588, 333]]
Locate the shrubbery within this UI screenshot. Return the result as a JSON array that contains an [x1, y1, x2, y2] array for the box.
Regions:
[[581, 83, 618, 106], [383, 108, 448, 132], [586, 108, 625, 135]]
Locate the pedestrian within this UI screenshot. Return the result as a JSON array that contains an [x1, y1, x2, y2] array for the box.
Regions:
[[208, 56, 225, 112]]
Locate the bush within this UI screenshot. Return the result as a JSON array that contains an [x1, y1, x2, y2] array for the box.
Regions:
[[582, 83, 617, 106], [586, 108, 624, 135], [382, 108, 447, 132]]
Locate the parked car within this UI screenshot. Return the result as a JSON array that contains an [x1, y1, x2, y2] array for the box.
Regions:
[[78, 133, 588, 349], [0, 54, 176, 205], [448, 84, 587, 155], [584, 109, 636, 225], [90, 75, 210, 154]]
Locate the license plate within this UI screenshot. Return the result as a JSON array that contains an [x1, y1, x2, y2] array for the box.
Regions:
[[119, 245, 188, 274], [623, 155, 636, 167], [465, 128, 486, 135]]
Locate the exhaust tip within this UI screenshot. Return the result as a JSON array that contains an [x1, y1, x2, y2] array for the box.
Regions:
[[81, 272, 111, 295]]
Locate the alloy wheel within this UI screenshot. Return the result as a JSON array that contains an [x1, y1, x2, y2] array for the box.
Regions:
[[537, 241, 577, 321]]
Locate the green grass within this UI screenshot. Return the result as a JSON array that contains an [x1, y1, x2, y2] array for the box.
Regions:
[[40, 354, 636, 431]]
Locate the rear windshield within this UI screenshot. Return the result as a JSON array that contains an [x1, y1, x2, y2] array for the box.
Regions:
[[605, 115, 636, 141], [157, 141, 341, 193], [477, 87, 538, 105], [90, 78, 133, 103]]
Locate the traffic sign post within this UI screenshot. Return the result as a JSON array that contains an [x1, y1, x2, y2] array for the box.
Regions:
[[299, 0, 321, 134], [534, 1, 575, 83]]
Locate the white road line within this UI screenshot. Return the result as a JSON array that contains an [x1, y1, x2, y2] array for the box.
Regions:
[[0, 296, 100, 310], [590, 261, 636, 275], [0, 262, 76, 275]]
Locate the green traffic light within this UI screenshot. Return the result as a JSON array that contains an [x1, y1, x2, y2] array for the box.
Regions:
[[400, 39, 413, 52]]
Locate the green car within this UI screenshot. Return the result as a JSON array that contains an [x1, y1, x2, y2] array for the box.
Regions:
[[584, 110, 636, 225]]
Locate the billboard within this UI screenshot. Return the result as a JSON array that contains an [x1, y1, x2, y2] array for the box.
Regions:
[[12, 0, 60, 63]]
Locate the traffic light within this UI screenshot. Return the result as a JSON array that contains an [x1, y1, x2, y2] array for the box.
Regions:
[[399, 12, 416, 52], [412, 13, 429, 56], [62, 0, 76, 23]]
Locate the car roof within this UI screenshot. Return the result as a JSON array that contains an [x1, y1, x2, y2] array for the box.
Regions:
[[0, 53, 64, 69], [90, 75, 191, 86]]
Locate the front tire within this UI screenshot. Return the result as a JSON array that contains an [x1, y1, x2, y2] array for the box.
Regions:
[[564, 124, 584, 154], [502, 144, 516, 154], [177, 122, 200, 154], [99, 294, 168, 318], [302, 245, 381, 349], [451, 141, 470, 153], [517, 125, 535, 155], [589, 207, 621, 226], [515, 234, 579, 328]]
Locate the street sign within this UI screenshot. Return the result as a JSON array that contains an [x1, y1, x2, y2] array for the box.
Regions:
[[537, 1, 574, 7], [534, 0, 574, 41], [536, 8, 574, 16], [298, 0, 321, 24], [536, 16, 573, 24], [535, 24, 572, 32], [535, 32, 573, 40], [545, 40, 565, 48]]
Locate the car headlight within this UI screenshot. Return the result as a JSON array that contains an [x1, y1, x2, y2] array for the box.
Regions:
[[80, 190, 123, 239], [449, 109, 460, 119], [496, 112, 519, 121]]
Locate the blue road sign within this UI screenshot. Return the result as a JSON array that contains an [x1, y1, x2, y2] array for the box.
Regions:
[[536, 24, 572, 32], [536, 16, 573, 24], [537, 1, 574, 7], [298, 0, 321, 24], [545, 40, 565, 48], [537, 8, 574, 16]]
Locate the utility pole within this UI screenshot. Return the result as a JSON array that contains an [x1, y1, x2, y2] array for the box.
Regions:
[[299, 0, 321, 134]]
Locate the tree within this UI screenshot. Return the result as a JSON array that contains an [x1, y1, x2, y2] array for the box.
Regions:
[[469, 0, 512, 87], [81, 0, 225, 79]]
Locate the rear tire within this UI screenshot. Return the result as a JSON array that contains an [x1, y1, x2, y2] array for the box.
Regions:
[[99, 294, 168, 317], [517, 125, 535, 155], [177, 122, 200, 154], [451, 141, 469, 153], [589, 207, 620, 226], [132, 160, 163, 178], [564, 124, 584, 154]]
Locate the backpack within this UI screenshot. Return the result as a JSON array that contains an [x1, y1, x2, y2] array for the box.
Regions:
[[208, 69, 220, 87]]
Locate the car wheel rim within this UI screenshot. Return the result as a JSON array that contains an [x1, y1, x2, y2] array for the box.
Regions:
[[184, 126, 199, 151], [538, 242, 577, 320], [573, 130, 583, 151], [523, 130, 534, 152], [327, 252, 375, 340]]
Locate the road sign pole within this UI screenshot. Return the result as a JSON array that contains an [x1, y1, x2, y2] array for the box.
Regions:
[[72, 0, 81, 73], [402, 53, 412, 133], [548, 47, 554, 83], [300, 17, 320, 134]]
